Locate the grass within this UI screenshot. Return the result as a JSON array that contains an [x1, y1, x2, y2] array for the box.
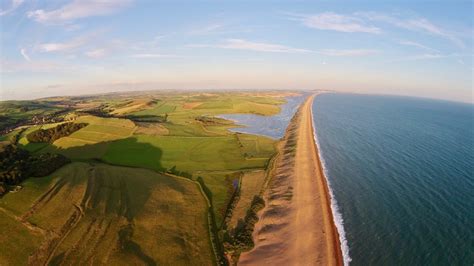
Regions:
[[0, 100, 63, 129], [109, 99, 155, 115], [237, 134, 276, 159], [228, 170, 266, 229], [0, 212, 43, 265], [0, 91, 292, 263], [131, 102, 176, 116], [0, 162, 214, 265], [196, 171, 241, 226], [39, 116, 135, 155], [103, 135, 271, 173], [0, 175, 56, 216], [192, 95, 284, 116]]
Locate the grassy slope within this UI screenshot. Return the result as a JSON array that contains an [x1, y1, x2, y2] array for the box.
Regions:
[[1, 92, 286, 263], [0, 162, 214, 265], [0, 212, 43, 265], [39, 116, 136, 159]]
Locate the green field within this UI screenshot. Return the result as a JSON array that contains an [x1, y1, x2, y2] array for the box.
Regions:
[[0, 91, 294, 264], [0, 162, 214, 265], [132, 102, 176, 115], [228, 170, 266, 228], [103, 134, 271, 172]]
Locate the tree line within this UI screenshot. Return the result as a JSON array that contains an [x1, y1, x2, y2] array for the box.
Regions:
[[26, 122, 87, 143], [0, 144, 70, 196]]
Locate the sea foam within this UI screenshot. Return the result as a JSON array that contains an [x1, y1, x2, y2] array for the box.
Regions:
[[311, 105, 352, 266]]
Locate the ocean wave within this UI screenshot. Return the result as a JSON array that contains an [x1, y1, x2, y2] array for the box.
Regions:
[[311, 105, 352, 266]]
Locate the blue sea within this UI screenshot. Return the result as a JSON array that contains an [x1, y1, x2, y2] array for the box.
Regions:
[[313, 94, 474, 265], [221, 93, 473, 265]]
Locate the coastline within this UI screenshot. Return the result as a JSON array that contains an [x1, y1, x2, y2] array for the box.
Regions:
[[239, 94, 343, 265], [309, 95, 346, 265], [311, 100, 351, 265]]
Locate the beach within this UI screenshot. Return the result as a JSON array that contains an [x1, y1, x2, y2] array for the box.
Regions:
[[239, 94, 343, 265]]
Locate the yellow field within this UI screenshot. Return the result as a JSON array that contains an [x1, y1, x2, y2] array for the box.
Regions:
[[0, 163, 214, 265]]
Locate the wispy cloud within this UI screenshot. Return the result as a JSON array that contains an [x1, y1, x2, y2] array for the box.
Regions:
[[194, 39, 312, 53], [291, 11, 466, 48], [36, 30, 105, 53], [84, 49, 106, 58], [292, 12, 381, 34], [0, 0, 23, 16], [398, 40, 439, 52], [20, 48, 31, 61], [391, 53, 447, 62], [130, 35, 166, 51], [188, 23, 225, 35], [318, 49, 379, 56], [27, 0, 132, 24], [357, 12, 465, 48], [191, 39, 379, 57], [38, 38, 86, 52], [130, 54, 178, 58], [187, 23, 252, 35]]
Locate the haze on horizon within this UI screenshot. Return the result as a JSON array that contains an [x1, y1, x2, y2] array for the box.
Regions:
[[0, 0, 472, 103]]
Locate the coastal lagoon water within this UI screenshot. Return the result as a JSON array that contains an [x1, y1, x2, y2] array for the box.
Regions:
[[218, 94, 306, 139], [313, 94, 474, 265]]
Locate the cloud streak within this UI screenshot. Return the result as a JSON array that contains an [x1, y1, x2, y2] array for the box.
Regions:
[[195, 39, 312, 53], [130, 54, 178, 58], [391, 53, 447, 62], [188, 24, 225, 35], [84, 49, 106, 58], [293, 12, 381, 34], [192, 39, 379, 57], [20, 48, 31, 61], [357, 12, 465, 48], [318, 49, 379, 56], [0, 0, 23, 16], [27, 0, 131, 23], [293, 11, 466, 48], [398, 40, 439, 52], [38, 38, 86, 52]]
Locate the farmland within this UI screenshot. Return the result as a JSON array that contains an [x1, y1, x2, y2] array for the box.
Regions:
[[0, 162, 214, 265], [0, 90, 298, 264]]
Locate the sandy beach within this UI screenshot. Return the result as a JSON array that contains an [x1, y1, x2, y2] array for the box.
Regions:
[[239, 94, 343, 265]]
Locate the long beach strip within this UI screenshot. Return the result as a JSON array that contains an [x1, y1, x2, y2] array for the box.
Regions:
[[239, 94, 343, 265]]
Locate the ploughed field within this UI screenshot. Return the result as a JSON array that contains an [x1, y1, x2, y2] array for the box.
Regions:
[[0, 91, 294, 264]]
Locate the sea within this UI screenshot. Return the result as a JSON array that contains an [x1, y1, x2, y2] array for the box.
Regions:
[[225, 93, 473, 265], [313, 93, 473, 265]]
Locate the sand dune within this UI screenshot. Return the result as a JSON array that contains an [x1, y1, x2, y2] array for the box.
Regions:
[[239, 94, 343, 265]]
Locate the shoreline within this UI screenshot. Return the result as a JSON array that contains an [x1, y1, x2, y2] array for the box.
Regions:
[[311, 100, 351, 265], [239, 94, 343, 265], [309, 95, 346, 265]]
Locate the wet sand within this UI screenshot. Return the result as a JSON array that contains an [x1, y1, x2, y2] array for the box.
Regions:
[[239, 94, 343, 265]]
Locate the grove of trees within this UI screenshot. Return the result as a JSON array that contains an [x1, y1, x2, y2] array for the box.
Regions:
[[26, 122, 87, 143], [0, 144, 70, 195]]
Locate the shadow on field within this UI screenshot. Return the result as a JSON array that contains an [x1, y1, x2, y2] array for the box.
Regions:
[[27, 159, 190, 265], [45, 137, 166, 172]]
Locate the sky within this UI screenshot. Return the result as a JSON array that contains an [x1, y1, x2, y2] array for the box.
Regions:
[[0, 0, 473, 103]]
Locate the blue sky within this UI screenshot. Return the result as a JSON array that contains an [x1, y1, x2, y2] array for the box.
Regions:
[[1, 0, 472, 102]]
